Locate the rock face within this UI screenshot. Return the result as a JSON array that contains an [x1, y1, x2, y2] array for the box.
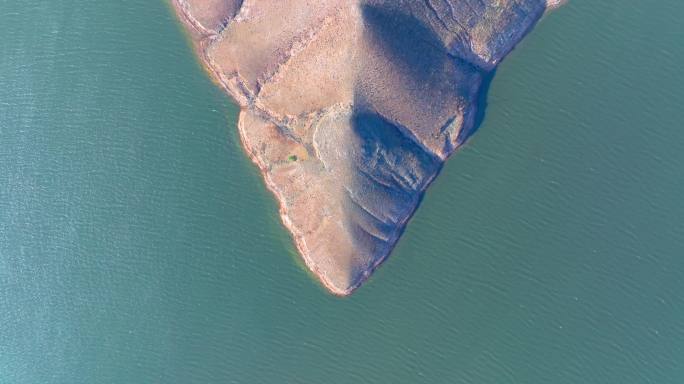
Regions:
[[172, 0, 564, 295]]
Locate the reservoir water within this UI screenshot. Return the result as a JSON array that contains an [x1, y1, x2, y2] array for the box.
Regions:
[[1, 1, 683, 382]]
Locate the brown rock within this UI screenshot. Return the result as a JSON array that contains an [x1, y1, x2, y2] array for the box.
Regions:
[[171, 0, 563, 295]]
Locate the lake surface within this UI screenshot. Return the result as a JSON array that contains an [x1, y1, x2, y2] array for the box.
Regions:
[[1, 1, 683, 383]]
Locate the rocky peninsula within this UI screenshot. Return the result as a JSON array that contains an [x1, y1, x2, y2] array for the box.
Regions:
[[171, 0, 565, 296]]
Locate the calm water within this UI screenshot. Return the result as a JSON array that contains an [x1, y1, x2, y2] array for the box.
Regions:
[[1, 1, 683, 383]]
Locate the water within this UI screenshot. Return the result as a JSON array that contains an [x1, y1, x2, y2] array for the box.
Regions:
[[1, 1, 683, 382]]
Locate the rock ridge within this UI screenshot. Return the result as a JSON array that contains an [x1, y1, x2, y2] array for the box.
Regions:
[[171, 0, 564, 295]]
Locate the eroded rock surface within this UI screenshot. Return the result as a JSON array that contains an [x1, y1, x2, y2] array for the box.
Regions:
[[172, 0, 564, 295]]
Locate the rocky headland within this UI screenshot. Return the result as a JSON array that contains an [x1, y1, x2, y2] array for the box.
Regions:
[[171, 0, 564, 295]]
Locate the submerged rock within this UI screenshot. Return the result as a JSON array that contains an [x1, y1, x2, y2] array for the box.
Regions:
[[172, 0, 563, 295]]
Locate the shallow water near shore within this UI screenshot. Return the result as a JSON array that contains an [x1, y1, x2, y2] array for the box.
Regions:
[[2, 1, 683, 383]]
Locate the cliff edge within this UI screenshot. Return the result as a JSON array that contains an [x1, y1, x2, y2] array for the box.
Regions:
[[171, 0, 564, 295]]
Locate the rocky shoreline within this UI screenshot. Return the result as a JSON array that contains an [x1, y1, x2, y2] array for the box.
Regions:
[[170, 0, 563, 296]]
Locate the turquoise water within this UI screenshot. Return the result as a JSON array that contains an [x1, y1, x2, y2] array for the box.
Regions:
[[1, 1, 683, 383]]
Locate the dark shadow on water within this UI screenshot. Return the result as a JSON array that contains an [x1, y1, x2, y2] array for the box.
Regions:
[[456, 68, 497, 147]]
